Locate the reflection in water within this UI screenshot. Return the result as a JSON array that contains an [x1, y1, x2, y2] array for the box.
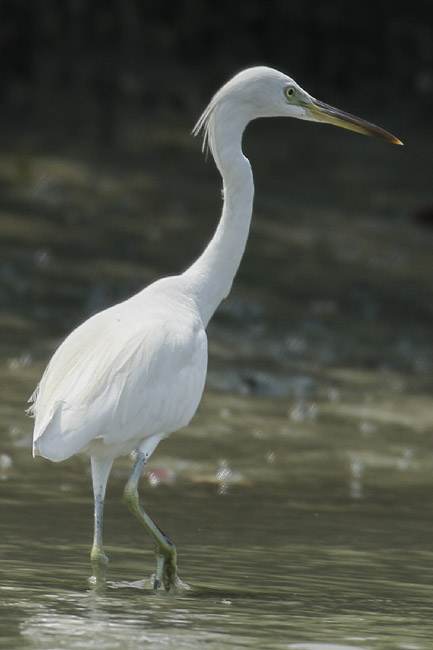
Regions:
[[349, 454, 364, 500], [289, 645, 365, 650], [1, 121, 433, 649]]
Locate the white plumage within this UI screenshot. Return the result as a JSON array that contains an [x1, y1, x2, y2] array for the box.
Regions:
[[30, 66, 400, 591], [31, 278, 207, 461]]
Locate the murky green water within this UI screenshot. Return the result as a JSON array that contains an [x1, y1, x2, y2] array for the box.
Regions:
[[1, 115, 433, 649]]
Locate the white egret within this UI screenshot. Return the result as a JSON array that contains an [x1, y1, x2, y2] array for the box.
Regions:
[[29, 66, 401, 591]]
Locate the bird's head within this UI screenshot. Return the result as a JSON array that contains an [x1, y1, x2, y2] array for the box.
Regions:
[[194, 66, 402, 154]]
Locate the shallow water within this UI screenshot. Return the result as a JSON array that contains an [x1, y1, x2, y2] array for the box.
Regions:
[[1, 115, 433, 649]]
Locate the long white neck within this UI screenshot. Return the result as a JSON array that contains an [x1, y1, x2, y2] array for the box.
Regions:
[[182, 102, 254, 327]]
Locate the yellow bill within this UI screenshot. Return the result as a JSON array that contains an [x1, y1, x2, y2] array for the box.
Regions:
[[308, 98, 403, 145]]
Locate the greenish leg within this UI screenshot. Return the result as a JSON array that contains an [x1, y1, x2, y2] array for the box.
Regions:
[[123, 450, 181, 592], [90, 456, 113, 579]]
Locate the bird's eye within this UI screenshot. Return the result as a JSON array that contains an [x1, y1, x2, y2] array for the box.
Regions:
[[285, 86, 295, 100]]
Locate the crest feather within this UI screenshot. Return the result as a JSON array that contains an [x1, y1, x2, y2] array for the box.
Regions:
[[192, 93, 219, 158]]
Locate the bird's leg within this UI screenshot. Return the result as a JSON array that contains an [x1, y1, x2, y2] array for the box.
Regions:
[[123, 450, 182, 592], [90, 456, 113, 578]]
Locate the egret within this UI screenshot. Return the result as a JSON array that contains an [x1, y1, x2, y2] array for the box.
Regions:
[[29, 66, 401, 591]]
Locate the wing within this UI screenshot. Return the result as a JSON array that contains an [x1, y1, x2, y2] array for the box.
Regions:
[[31, 301, 207, 462]]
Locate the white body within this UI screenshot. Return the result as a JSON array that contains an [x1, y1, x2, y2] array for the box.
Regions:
[[31, 67, 292, 464], [32, 278, 208, 461], [31, 66, 386, 465], [29, 67, 400, 590]]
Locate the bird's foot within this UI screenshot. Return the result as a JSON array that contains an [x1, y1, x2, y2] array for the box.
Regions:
[[90, 544, 109, 583], [154, 550, 177, 592], [91, 544, 109, 566], [152, 544, 190, 592], [152, 567, 190, 593]]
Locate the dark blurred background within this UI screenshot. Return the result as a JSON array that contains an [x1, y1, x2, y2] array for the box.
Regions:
[[0, 0, 432, 369], [0, 0, 432, 142]]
